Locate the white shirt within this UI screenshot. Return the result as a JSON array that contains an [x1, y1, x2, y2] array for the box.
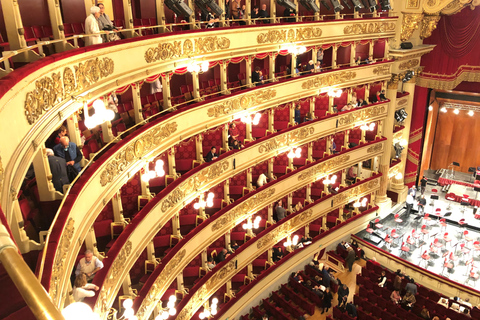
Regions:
[[406, 194, 414, 205], [73, 284, 97, 302], [84, 14, 102, 46], [257, 174, 267, 187]]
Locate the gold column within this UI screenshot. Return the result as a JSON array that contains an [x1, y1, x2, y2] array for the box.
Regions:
[[0, 226, 64, 320], [268, 54, 276, 82], [307, 142, 313, 162], [375, 75, 399, 214], [314, 0, 321, 21], [100, 120, 115, 143], [350, 42, 357, 66], [289, 103, 295, 126], [111, 192, 125, 222], [383, 39, 389, 60], [294, 0, 299, 22], [132, 83, 145, 124], [224, 179, 231, 203], [155, 0, 166, 33], [291, 53, 297, 77], [332, 44, 338, 69], [269, 0, 276, 22], [246, 168, 253, 189], [187, 0, 197, 30], [310, 97, 315, 118], [246, 56, 253, 87], [47, 0, 72, 53], [162, 75, 172, 110], [218, 0, 227, 27], [122, 0, 135, 38], [246, 0, 252, 25], [139, 164, 152, 198], [368, 40, 374, 58], [365, 83, 370, 104], [220, 60, 229, 94], [268, 109, 274, 133], [192, 71, 202, 102], [168, 147, 177, 177], [66, 113, 83, 149]]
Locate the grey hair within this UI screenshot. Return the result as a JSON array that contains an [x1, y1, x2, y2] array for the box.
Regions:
[[90, 6, 100, 14], [85, 249, 93, 255]]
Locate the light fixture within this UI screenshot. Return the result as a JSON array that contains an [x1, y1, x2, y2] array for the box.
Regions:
[[287, 147, 302, 159], [360, 123, 375, 131], [440, 107, 447, 113], [399, 139, 408, 147], [155, 295, 177, 320], [353, 197, 368, 208], [241, 112, 261, 125], [351, 0, 364, 10], [243, 216, 262, 230], [141, 159, 165, 182], [330, 0, 345, 12], [299, 0, 320, 12], [62, 302, 101, 320], [199, 298, 218, 319], [193, 192, 215, 210], [187, 61, 209, 73], [328, 89, 343, 98], [402, 70, 414, 83], [395, 172, 403, 180], [381, 0, 391, 10], [323, 175, 338, 185], [468, 110, 474, 116], [287, 45, 307, 55], [453, 109, 459, 115], [84, 99, 116, 129], [428, 105, 433, 111], [393, 142, 404, 158], [284, 235, 300, 247], [367, 0, 378, 11]]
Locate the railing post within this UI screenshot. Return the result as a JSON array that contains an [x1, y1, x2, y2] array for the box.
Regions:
[[220, 60, 230, 94], [155, 0, 167, 33], [246, 55, 253, 88], [161, 74, 173, 110], [122, 0, 135, 38], [46, 0, 72, 53], [132, 82, 144, 124]]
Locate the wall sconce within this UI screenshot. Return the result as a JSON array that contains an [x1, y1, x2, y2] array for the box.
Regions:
[[327, 89, 343, 98], [287, 147, 302, 159], [243, 216, 261, 230], [287, 45, 306, 55], [284, 235, 300, 247], [353, 197, 368, 208], [323, 175, 337, 185], [193, 192, 214, 210], [360, 123, 375, 131], [241, 112, 261, 125], [199, 298, 218, 319], [155, 295, 177, 319], [84, 99, 115, 129], [187, 60, 209, 73], [141, 159, 165, 182]]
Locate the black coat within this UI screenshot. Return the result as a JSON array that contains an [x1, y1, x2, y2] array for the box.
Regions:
[[323, 291, 333, 308], [48, 155, 69, 193]]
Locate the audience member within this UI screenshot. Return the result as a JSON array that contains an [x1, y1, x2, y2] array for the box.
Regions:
[[252, 66, 265, 86], [231, 241, 240, 251], [393, 271, 404, 291], [346, 303, 357, 317], [85, 6, 103, 46], [54, 126, 68, 145], [321, 287, 333, 314], [231, 0, 241, 20], [53, 136, 83, 181], [405, 278, 417, 295], [357, 98, 368, 107], [275, 200, 287, 221], [402, 291, 416, 310], [379, 90, 387, 101], [257, 172, 268, 188], [432, 317, 440, 320], [258, 4, 270, 23], [463, 308, 471, 318], [230, 139, 241, 150], [420, 176, 428, 195], [251, 6, 259, 19], [46, 148, 69, 193], [351, 92, 357, 105], [346, 166, 357, 184], [337, 241, 346, 252], [283, 7, 296, 22], [75, 250, 104, 282], [408, 186, 417, 197], [72, 274, 99, 302], [304, 112, 313, 121], [337, 284, 349, 308], [345, 247, 355, 272], [305, 60, 315, 73], [463, 298, 472, 308], [207, 257, 216, 270], [418, 195, 426, 215], [294, 104, 301, 124], [317, 49, 324, 66], [391, 289, 401, 304], [378, 271, 387, 287], [420, 307, 430, 319], [366, 56, 374, 64], [272, 247, 284, 262], [355, 56, 362, 65], [205, 146, 218, 162], [238, 4, 246, 25], [341, 103, 353, 112], [97, 3, 121, 42], [329, 137, 338, 154], [294, 201, 303, 212], [371, 91, 381, 103], [262, 314, 269, 320], [203, 7, 219, 28], [314, 61, 322, 73], [437, 297, 449, 308], [215, 248, 230, 263], [228, 122, 241, 142], [224, 0, 231, 20]]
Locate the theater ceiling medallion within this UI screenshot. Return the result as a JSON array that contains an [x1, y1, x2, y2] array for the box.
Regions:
[[256, 27, 322, 44], [134, 249, 187, 319], [256, 209, 313, 249], [337, 105, 386, 126], [302, 71, 356, 90], [99, 122, 178, 186], [207, 89, 277, 118], [160, 161, 229, 212], [332, 178, 379, 206], [49, 218, 75, 302], [343, 22, 396, 35], [400, 13, 423, 42], [298, 154, 351, 181], [144, 36, 230, 63], [211, 188, 276, 232], [24, 57, 114, 125], [258, 126, 315, 153]]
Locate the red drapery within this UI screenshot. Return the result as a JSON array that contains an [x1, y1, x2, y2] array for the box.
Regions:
[[418, 6, 480, 90]]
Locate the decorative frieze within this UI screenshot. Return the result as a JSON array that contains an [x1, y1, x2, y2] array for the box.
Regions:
[[400, 13, 423, 42], [337, 105, 386, 126], [332, 178, 379, 206], [207, 89, 277, 118], [301, 71, 356, 90], [297, 155, 351, 181], [257, 27, 322, 44], [343, 22, 395, 35], [398, 59, 420, 70], [258, 127, 315, 154]]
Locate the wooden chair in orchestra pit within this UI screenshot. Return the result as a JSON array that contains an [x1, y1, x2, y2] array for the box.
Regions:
[[400, 242, 410, 257], [391, 228, 400, 246], [406, 235, 415, 249], [442, 257, 454, 275], [420, 250, 431, 269], [420, 224, 430, 241], [443, 232, 453, 250], [439, 218, 447, 232], [394, 213, 403, 228], [384, 235, 393, 249]]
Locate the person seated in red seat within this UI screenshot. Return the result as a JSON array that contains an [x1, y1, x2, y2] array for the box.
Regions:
[[371, 91, 381, 103], [390, 289, 401, 304], [215, 248, 230, 263], [337, 284, 349, 308], [357, 98, 368, 107], [71, 274, 99, 302], [379, 90, 387, 101], [205, 146, 219, 162], [46, 148, 69, 193], [75, 250, 104, 282], [272, 247, 283, 262], [53, 136, 83, 181], [401, 291, 416, 310], [378, 270, 387, 287]]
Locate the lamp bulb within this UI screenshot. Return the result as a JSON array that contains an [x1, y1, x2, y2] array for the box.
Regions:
[[104, 109, 115, 121], [212, 298, 218, 305], [169, 308, 176, 316]]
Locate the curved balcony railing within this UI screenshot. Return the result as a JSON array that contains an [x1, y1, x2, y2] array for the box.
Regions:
[[38, 71, 390, 306], [88, 138, 385, 316], [132, 176, 380, 320], [168, 178, 380, 320], [0, 16, 397, 219], [212, 206, 378, 320]]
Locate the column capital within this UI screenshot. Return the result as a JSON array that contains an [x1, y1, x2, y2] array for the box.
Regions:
[[387, 74, 400, 89]]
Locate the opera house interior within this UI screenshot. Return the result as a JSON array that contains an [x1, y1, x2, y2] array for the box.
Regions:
[[0, 0, 479, 319]]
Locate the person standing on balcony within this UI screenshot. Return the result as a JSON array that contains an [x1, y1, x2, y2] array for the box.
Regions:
[[85, 6, 103, 46], [53, 136, 83, 181], [224, 0, 231, 22], [231, 0, 241, 21], [317, 49, 324, 66], [97, 3, 120, 42], [252, 67, 264, 86], [75, 250, 104, 282], [258, 4, 270, 23], [275, 200, 287, 221], [46, 148, 69, 193]]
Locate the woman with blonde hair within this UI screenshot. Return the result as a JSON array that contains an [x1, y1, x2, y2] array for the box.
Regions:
[[72, 274, 99, 302]]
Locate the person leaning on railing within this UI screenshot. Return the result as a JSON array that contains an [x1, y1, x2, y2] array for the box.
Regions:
[[97, 3, 121, 42], [85, 6, 103, 46]]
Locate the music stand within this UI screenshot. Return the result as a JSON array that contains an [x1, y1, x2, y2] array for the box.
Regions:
[[448, 162, 460, 179], [468, 167, 476, 182]]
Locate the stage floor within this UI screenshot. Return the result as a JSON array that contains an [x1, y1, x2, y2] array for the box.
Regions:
[[357, 183, 480, 292]]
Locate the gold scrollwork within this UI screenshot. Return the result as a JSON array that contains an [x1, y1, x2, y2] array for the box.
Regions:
[[100, 122, 178, 186], [406, 0, 420, 8], [212, 188, 276, 231], [257, 27, 322, 44], [297, 155, 351, 181], [343, 22, 396, 35], [258, 127, 315, 153], [49, 218, 75, 301], [24, 57, 114, 125], [207, 89, 277, 118], [302, 71, 356, 90], [399, 59, 420, 70], [332, 178, 379, 206], [337, 105, 386, 126], [136, 250, 187, 319], [367, 143, 384, 153], [145, 37, 230, 63], [373, 65, 391, 76], [420, 15, 441, 39], [400, 13, 423, 42], [397, 99, 408, 106]]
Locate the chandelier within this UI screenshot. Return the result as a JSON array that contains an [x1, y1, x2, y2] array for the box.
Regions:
[[84, 99, 115, 129], [284, 235, 300, 247], [141, 159, 166, 182], [327, 89, 343, 98], [287, 147, 302, 159], [353, 197, 368, 208], [155, 295, 178, 319], [323, 175, 337, 185], [193, 192, 215, 210], [240, 112, 261, 125], [360, 123, 375, 131], [287, 45, 306, 55], [242, 216, 262, 230], [199, 298, 218, 319], [187, 61, 209, 73]]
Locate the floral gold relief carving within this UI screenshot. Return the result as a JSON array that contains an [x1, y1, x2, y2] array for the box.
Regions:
[[406, 0, 420, 8], [258, 127, 315, 153], [257, 27, 322, 44], [400, 13, 423, 42], [343, 22, 396, 35], [302, 71, 356, 90], [145, 37, 230, 63], [297, 155, 350, 181], [367, 143, 384, 153], [207, 89, 277, 118], [24, 57, 114, 125], [49, 218, 75, 301], [373, 65, 390, 76], [420, 15, 441, 39], [337, 105, 386, 126], [399, 59, 420, 70], [100, 122, 178, 186], [397, 99, 408, 106], [332, 178, 380, 206]]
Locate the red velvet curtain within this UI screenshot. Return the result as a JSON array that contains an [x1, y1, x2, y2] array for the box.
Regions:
[[419, 7, 480, 89]]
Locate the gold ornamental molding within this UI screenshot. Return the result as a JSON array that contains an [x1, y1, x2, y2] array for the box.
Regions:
[[423, 0, 479, 15], [176, 260, 238, 320], [207, 89, 277, 118], [211, 188, 276, 232], [127, 249, 187, 319], [420, 15, 441, 39], [160, 161, 230, 213], [367, 143, 384, 154], [398, 59, 420, 70], [256, 209, 314, 249], [99, 122, 178, 186], [406, 0, 420, 8], [397, 98, 408, 107], [373, 65, 391, 76], [144, 36, 230, 63], [257, 27, 322, 44], [400, 13, 424, 42], [337, 105, 386, 126], [343, 22, 396, 35], [297, 154, 351, 181], [332, 178, 380, 206], [417, 65, 480, 90], [49, 218, 75, 301], [258, 127, 315, 153], [24, 57, 114, 125], [301, 71, 356, 90]]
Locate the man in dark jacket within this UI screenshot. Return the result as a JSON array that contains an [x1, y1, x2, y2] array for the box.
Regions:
[[53, 136, 83, 181], [337, 284, 349, 308], [46, 148, 69, 193], [205, 146, 218, 162], [345, 247, 356, 272]]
